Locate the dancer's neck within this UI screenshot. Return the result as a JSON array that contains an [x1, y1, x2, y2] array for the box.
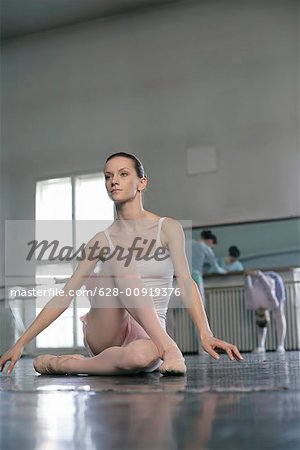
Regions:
[[115, 202, 147, 221]]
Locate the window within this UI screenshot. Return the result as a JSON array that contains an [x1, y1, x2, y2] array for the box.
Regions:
[[35, 173, 114, 350]]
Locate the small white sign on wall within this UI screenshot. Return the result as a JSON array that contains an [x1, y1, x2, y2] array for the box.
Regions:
[[186, 146, 218, 175]]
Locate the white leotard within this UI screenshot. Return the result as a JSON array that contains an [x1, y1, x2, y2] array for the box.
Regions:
[[104, 217, 174, 329]]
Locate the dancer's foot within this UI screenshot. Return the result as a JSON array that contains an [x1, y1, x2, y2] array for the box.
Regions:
[[253, 346, 265, 354], [33, 354, 59, 374], [33, 354, 85, 374], [159, 345, 187, 376], [276, 345, 286, 353]]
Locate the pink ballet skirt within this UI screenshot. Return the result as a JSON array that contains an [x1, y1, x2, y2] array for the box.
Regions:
[[80, 313, 162, 373]]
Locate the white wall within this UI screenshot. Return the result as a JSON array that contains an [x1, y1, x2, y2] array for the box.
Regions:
[[1, 0, 299, 223], [0, 117, 13, 352], [0, 132, 3, 285], [2, 0, 299, 227]]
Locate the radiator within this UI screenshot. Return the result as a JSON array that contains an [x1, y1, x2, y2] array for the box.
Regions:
[[170, 281, 300, 353]]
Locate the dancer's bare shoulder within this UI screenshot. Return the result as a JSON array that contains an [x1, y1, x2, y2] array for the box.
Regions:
[[84, 230, 110, 261], [88, 230, 108, 246], [160, 217, 184, 248], [143, 211, 161, 221]]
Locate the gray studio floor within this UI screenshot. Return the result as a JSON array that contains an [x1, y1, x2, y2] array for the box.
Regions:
[[0, 352, 300, 450]]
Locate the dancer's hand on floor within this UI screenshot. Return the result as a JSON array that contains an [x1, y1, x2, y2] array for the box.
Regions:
[[0, 344, 24, 374], [201, 336, 243, 361]]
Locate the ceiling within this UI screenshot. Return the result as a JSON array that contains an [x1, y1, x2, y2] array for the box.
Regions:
[[1, 0, 182, 40]]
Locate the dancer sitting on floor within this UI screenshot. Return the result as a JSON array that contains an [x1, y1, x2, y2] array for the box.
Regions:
[[0, 152, 243, 376]]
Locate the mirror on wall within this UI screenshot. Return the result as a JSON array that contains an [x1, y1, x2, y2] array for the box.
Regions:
[[187, 217, 300, 270]]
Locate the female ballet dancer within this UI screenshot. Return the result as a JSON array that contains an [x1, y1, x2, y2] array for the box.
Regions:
[[0, 152, 243, 376]]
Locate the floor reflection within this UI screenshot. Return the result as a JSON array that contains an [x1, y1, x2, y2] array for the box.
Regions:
[[0, 352, 299, 450]]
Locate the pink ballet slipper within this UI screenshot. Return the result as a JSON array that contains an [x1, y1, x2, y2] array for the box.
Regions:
[[62, 354, 85, 360], [33, 354, 60, 374], [33, 354, 85, 375], [159, 346, 187, 376]]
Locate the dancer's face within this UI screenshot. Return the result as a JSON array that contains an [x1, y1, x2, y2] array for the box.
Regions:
[[104, 156, 146, 203]]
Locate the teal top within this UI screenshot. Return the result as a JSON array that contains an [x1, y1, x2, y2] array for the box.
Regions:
[[220, 258, 244, 272], [188, 240, 226, 275]]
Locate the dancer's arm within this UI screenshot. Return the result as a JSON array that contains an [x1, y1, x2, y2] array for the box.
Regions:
[[205, 246, 227, 274], [0, 233, 102, 373], [163, 218, 243, 361], [244, 273, 256, 309]]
